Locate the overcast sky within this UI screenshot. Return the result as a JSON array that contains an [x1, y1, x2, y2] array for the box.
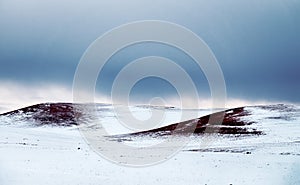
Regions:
[[0, 0, 299, 110]]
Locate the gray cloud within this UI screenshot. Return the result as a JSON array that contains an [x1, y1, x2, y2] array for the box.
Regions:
[[0, 0, 299, 104]]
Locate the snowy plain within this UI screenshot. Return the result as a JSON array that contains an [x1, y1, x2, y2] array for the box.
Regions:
[[0, 104, 300, 185]]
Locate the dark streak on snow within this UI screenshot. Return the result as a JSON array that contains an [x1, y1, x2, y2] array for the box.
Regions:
[[118, 107, 263, 138]]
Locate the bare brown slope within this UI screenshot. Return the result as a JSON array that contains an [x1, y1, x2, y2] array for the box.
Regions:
[[0, 103, 80, 126], [122, 107, 262, 137]]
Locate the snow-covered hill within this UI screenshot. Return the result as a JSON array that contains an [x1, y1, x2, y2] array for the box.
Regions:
[[0, 103, 300, 185]]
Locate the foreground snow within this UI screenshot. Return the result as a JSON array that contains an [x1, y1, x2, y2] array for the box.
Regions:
[[0, 104, 300, 185]]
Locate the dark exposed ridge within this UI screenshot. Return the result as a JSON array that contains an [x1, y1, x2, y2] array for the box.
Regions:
[[0, 103, 81, 127], [115, 107, 262, 138]]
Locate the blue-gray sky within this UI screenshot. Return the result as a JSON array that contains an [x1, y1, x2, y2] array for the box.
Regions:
[[0, 0, 300, 107]]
